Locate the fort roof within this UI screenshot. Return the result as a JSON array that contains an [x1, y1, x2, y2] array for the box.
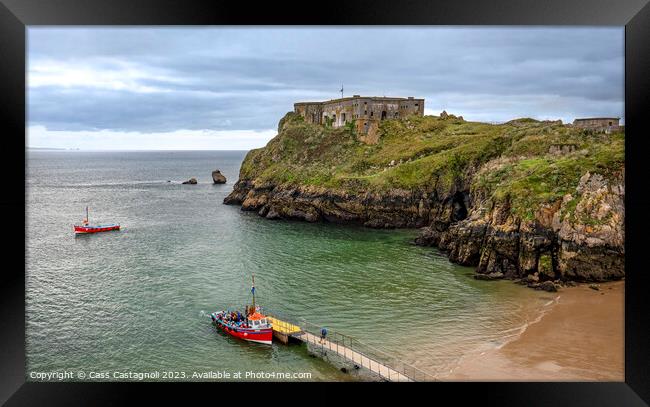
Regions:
[[574, 117, 620, 121], [295, 95, 423, 105]]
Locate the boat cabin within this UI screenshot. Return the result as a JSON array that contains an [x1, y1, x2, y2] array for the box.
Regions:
[[248, 312, 271, 328]]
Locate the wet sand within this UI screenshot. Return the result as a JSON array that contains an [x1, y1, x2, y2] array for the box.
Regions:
[[445, 281, 624, 381]]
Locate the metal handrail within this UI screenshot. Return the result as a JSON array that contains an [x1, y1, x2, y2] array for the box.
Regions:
[[262, 308, 435, 382], [300, 319, 434, 382]]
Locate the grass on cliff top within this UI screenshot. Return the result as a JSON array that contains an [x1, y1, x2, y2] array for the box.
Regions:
[[239, 113, 625, 215], [473, 132, 624, 220], [241, 113, 515, 193]]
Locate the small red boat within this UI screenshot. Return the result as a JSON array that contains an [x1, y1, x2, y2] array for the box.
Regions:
[[74, 207, 120, 234], [211, 275, 273, 345]]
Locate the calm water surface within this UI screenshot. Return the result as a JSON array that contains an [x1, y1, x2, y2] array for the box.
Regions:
[[26, 150, 552, 381]]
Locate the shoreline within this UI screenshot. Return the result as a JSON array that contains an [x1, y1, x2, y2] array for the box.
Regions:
[[442, 280, 624, 381]]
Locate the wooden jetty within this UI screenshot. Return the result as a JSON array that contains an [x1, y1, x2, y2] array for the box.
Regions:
[[265, 312, 433, 382], [267, 316, 302, 344]]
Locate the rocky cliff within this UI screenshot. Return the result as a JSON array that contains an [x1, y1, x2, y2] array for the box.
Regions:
[[225, 113, 624, 282]]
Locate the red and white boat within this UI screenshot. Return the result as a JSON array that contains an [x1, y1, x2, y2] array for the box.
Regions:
[[210, 275, 273, 345], [73, 207, 120, 234]]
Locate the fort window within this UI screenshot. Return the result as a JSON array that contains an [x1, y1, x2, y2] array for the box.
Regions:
[[342, 113, 346, 122], [381, 111, 387, 120], [370, 111, 374, 117]]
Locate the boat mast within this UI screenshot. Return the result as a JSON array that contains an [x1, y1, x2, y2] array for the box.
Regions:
[[251, 274, 256, 311], [86, 206, 89, 223]]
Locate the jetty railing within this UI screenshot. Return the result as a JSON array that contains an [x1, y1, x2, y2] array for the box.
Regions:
[[262, 308, 436, 382]]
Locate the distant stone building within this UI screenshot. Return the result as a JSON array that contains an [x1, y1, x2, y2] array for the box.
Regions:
[[573, 117, 620, 133], [294, 95, 424, 142]]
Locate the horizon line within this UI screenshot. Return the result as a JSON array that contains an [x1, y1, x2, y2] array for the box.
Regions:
[[27, 147, 253, 152]]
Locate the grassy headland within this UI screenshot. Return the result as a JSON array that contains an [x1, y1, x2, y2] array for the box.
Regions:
[[239, 112, 623, 220], [226, 112, 624, 283]]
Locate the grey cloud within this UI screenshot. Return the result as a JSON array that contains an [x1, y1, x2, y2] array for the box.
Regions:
[[28, 27, 624, 132]]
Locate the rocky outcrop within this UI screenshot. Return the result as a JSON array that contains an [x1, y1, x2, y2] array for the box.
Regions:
[[212, 170, 227, 184], [182, 177, 198, 184], [416, 171, 625, 282], [224, 180, 472, 229], [555, 172, 625, 281]]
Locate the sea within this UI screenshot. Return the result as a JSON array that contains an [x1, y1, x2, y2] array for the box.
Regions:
[[26, 150, 555, 381]]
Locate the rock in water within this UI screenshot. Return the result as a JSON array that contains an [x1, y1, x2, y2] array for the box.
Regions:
[[538, 281, 558, 292], [182, 177, 198, 185], [212, 170, 227, 184], [474, 272, 504, 281]]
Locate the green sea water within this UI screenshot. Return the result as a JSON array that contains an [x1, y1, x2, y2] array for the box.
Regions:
[[26, 150, 553, 381]]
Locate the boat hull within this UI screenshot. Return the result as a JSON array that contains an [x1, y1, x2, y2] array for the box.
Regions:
[[74, 224, 120, 234], [211, 313, 273, 345]]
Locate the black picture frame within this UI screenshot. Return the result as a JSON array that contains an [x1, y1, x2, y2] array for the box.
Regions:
[[1, 0, 648, 404]]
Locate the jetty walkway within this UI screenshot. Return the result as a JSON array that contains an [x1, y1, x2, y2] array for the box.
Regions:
[[265, 311, 434, 382]]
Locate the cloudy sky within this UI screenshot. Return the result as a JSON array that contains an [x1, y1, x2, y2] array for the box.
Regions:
[[27, 27, 624, 150]]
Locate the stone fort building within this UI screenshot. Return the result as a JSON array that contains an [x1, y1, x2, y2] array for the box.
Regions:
[[294, 95, 424, 140], [572, 117, 620, 133]]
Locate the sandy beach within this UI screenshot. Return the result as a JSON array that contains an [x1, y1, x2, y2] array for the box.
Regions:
[[445, 281, 624, 381]]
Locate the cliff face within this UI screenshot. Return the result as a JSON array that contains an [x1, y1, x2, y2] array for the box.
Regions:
[[225, 182, 435, 228], [224, 113, 624, 282], [415, 171, 624, 282]]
